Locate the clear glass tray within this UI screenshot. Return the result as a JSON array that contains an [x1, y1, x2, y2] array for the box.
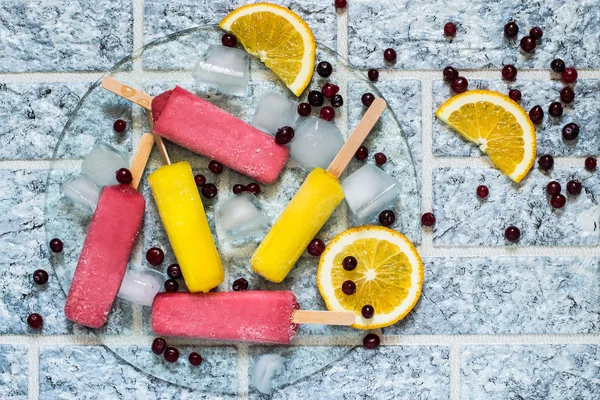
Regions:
[[44, 25, 419, 394]]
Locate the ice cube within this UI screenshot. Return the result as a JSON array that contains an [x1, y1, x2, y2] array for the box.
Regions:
[[342, 164, 401, 223], [193, 45, 249, 96], [252, 92, 298, 135], [253, 354, 284, 395], [289, 117, 344, 170], [61, 175, 101, 213], [214, 192, 270, 245], [117, 268, 165, 306], [81, 143, 128, 187]]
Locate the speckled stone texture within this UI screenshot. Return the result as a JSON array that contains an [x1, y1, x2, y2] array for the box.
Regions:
[[0, 345, 28, 400], [461, 345, 600, 400], [249, 346, 450, 399], [433, 167, 599, 246], [348, 0, 600, 70], [0, 0, 133, 72], [433, 79, 600, 157], [386, 257, 600, 335], [39, 346, 237, 399]]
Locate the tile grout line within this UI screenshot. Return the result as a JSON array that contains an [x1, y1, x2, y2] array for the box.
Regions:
[[449, 344, 460, 400], [237, 344, 249, 400], [27, 338, 39, 400], [419, 75, 434, 251]]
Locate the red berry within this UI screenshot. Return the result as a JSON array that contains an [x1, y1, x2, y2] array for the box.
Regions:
[[27, 313, 43, 329], [383, 48, 397, 62], [164, 279, 178, 292], [476, 185, 489, 199], [444, 22, 457, 36], [49, 238, 63, 253], [585, 157, 597, 171], [232, 184, 247, 194], [189, 352, 203, 366], [504, 226, 521, 242], [504, 21, 519, 38], [562, 123, 579, 141], [146, 248, 164, 266], [363, 333, 380, 349], [334, 0, 347, 8], [201, 183, 218, 199], [113, 119, 127, 133], [221, 33, 237, 47], [538, 155, 554, 171], [520, 36, 536, 52], [322, 83, 339, 98], [450, 77, 468, 93], [368, 69, 379, 82], [317, 61, 333, 77], [421, 212, 436, 227], [116, 168, 133, 184], [508, 89, 522, 102], [275, 126, 295, 144], [378, 210, 395, 226], [355, 146, 368, 161], [529, 27, 543, 39], [551, 194, 566, 209], [33, 269, 49, 285], [194, 174, 206, 186], [529, 105, 544, 124], [167, 264, 182, 279], [320, 106, 335, 121], [443, 66, 459, 82], [164, 347, 179, 363], [567, 180, 582, 195], [361, 93, 375, 107], [232, 278, 249, 291], [361, 305, 374, 319], [502, 65, 517, 80], [307, 238, 326, 256], [152, 338, 167, 354], [548, 102, 563, 118], [561, 68, 578, 83], [546, 181, 561, 196], [308, 91, 324, 106], [297, 102, 312, 116], [342, 256, 357, 271], [560, 87, 575, 104], [374, 152, 387, 165], [246, 182, 261, 195], [550, 59, 565, 73], [331, 94, 344, 108], [208, 160, 223, 174], [342, 280, 356, 295]]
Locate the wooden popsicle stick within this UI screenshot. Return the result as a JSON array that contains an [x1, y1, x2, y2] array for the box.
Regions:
[[145, 109, 171, 166], [130, 133, 155, 190], [326, 98, 387, 178], [292, 310, 355, 326]]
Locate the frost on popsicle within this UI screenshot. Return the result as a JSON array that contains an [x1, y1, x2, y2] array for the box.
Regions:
[[215, 193, 270, 246], [252, 92, 298, 135], [61, 175, 100, 213], [81, 143, 128, 187], [342, 164, 401, 223], [193, 45, 249, 96], [289, 117, 344, 170], [117, 268, 165, 307]]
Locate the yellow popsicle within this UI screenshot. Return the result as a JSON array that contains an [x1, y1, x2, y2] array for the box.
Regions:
[[251, 168, 344, 283], [148, 162, 223, 292]]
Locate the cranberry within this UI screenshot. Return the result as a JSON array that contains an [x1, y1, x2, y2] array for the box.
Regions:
[[529, 27, 543, 39], [551, 59, 566, 73], [504, 21, 519, 38], [361, 305, 374, 319], [546, 181, 561, 196], [520, 36, 536, 52], [146, 248, 164, 265], [368, 69, 379, 82], [164, 279, 179, 292], [567, 180, 582, 195], [49, 238, 63, 253], [164, 347, 179, 363], [529, 105, 544, 124], [297, 102, 312, 116], [562, 123, 579, 141], [201, 183, 218, 199], [342, 256, 357, 271], [341, 280, 356, 295], [307, 238, 326, 256], [320, 106, 335, 121], [551, 194, 566, 209], [194, 174, 206, 186], [113, 119, 127, 133], [209, 160, 223, 174], [189, 352, 203, 366], [317, 61, 333, 77], [232, 278, 249, 291], [322, 83, 339, 98], [548, 102, 563, 118], [275, 126, 295, 144], [232, 184, 247, 194], [152, 338, 167, 354], [443, 66, 459, 82], [167, 264, 182, 279], [221, 33, 237, 47], [378, 210, 396, 227], [374, 152, 387, 165], [33, 269, 49, 285], [502, 65, 517, 81], [246, 182, 261, 195], [383, 48, 397, 62], [421, 212, 436, 227], [355, 146, 368, 161], [560, 87, 575, 104], [27, 313, 43, 329], [561, 67, 578, 83], [537, 155, 554, 171], [450, 77, 468, 93], [444, 22, 457, 36], [508, 89, 522, 102], [116, 168, 133, 184], [334, 0, 347, 8], [361, 93, 375, 107], [308, 90, 324, 106], [504, 226, 521, 242], [331, 94, 344, 108], [585, 157, 597, 171], [363, 333, 380, 349], [476, 185, 489, 199]]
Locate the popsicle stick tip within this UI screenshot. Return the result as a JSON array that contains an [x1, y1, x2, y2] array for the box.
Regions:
[[292, 310, 355, 326], [101, 77, 154, 110]]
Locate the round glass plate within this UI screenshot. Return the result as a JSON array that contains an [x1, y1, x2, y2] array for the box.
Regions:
[[44, 25, 419, 395]]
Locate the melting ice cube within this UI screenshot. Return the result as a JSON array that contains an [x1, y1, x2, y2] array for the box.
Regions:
[[252, 92, 298, 135], [193, 45, 249, 96], [214, 193, 270, 245], [342, 164, 401, 223], [81, 143, 128, 187], [61, 175, 101, 213], [289, 117, 344, 170], [117, 268, 165, 306], [253, 354, 284, 395]]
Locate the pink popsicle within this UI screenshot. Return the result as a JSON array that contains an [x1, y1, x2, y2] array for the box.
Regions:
[[65, 185, 145, 328], [151, 86, 289, 184], [152, 291, 300, 344]]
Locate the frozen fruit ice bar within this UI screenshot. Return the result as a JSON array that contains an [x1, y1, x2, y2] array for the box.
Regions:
[[151, 86, 289, 184], [152, 291, 300, 344]]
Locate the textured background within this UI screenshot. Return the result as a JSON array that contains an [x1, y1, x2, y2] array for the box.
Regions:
[[1, 0, 600, 399]]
